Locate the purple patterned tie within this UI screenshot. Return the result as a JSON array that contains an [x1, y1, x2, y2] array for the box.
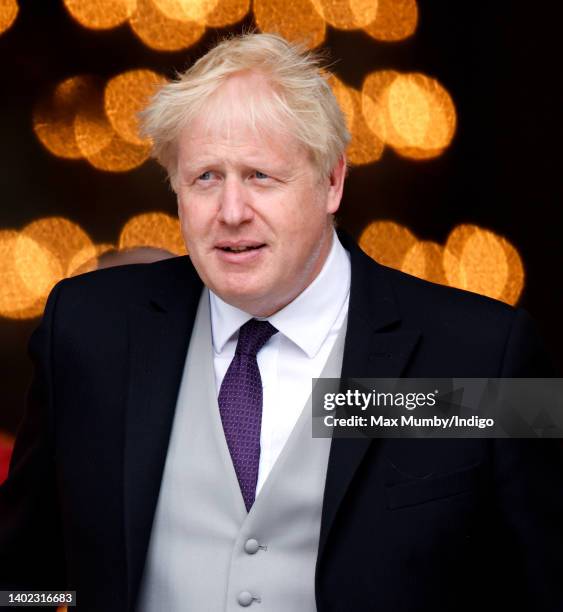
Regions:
[[218, 318, 278, 511]]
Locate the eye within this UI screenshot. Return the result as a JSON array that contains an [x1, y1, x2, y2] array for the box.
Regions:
[[198, 171, 212, 181], [254, 171, 269, 180]]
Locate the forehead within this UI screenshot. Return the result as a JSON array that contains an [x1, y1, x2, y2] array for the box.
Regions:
[[177, 72, 307, 167]]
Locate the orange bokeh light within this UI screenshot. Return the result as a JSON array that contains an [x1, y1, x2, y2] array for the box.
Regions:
[[363, 0, 418, 42], [63, 0, 136, 30], [68, 243, 115, 276], [33, 76, 101, 159], [0, 230, 39, 318], [310, 0, 377, 30], [13, 233, 63, 306], [85, 133, 150, 172], [0, 0, 18, 36], [499, 240, 525, 305], [0, 229, 62, 320], [443, 225, 524, 304], [359, 220, 417, 269], [73, 79, 114, 157], [388, 73, 456, 158], [150, 0, 218, 23], [362, 71, 456, 160], [329, 75, 355, 127], [105, 69, 165, 146], [128, 0, 205, 51], [401, 240, 446, 285], [206, 0, 250, 27], [254, 0, 326, 49], [361, 69, 399, 142], [360, 222, 524, 305], [0, 217, 101, 319], [330, 76, 384, 165], [119, 212, 187, 255], [21, 217, 95, 277]]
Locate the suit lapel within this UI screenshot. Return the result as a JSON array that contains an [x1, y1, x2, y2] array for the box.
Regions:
[[317, 232, 420, 562], [122, 258, 202, 611]]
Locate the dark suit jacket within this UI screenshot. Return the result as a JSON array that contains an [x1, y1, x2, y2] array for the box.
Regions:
[[1, 232, 562, 612]]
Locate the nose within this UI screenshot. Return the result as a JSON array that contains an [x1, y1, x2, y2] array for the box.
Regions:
[[217, 176, 254, 226]]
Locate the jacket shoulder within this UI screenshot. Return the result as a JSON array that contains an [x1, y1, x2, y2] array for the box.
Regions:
[[52, 255, 198, 311], [376, 263, 555, 375], [381, 263, 516, 326]]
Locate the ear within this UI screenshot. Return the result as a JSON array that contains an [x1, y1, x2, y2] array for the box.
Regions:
[[326, 154, 347, 215], [176, 193, 182, 219]]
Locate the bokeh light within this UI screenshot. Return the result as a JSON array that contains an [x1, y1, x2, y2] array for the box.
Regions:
[[68, 243, 115, 276], [119, 212, 187, 255], [329, 75, 355, 127], [21, 217, 95, 277], [310, 0, 377, 30], [359, 220, 417, 268], [105, 70, 165, 146], [0, 0, 18, 36], [128, 0, 205, 51], [499, 240, 525, 305], [34, 73, 152, 172], [363, 0, 418, 42], [13, 233, 63, 308], [361, 69, 399, 144], [85, 133, 150, 172], [347, 87, 385, 165], [73, 80, 114, 157], [362, 71, 456, 160], [1, 215, 189, 319], [33, 76, 101, 159], [460, 229, 508, 300], [63, 0, 136, 30], [330, 75, 384, 165], [443, 225, 524, 303], [151, 0, 219, 23], [206, 0, 249, 27], [0, 230, 41, 319], [254, 0, 326, 49], [0, 229, 62, 320], [387, 73, 456, 158], [0, 219, 101, 319], [360, 222, 524, 305], [401, 240, 446, 285]]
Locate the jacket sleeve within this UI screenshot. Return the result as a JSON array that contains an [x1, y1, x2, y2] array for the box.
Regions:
[[492, 307, 563, 611], [0, 281, 67, 596]]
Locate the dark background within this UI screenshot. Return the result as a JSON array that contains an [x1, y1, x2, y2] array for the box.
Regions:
[[1, 0, 561, 434]]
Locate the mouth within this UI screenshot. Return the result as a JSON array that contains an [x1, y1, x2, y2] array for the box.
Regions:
[[214, 242, 267, 263], [217, 244, 265, 253]]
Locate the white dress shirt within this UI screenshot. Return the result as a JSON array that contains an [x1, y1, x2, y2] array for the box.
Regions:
[[209, 230, 351, 495]]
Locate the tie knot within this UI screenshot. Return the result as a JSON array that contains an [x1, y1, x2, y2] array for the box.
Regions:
[[235, 318, 278, 357]]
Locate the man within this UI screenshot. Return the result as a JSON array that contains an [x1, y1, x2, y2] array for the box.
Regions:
[[1, 33, 562, 612]]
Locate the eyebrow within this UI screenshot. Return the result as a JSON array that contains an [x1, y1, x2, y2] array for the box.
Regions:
[[181, 158, 286, 177]]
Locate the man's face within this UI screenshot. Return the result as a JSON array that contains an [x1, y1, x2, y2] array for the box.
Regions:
[[175, 75, 345, 316]]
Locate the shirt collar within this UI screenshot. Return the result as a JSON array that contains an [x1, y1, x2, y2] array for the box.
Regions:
[[210, 230, 351, 358]]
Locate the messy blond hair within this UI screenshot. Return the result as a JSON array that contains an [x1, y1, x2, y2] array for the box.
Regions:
[[139, 32, 350, 190]]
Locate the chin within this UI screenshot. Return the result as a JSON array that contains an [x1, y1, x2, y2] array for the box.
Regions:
[[219, 284, 277, 313]]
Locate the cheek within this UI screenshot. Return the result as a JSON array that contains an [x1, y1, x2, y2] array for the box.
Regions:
[[178, 200, 209, 236]]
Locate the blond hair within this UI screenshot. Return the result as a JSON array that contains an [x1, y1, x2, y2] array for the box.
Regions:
[[139, 32, 350, 190]]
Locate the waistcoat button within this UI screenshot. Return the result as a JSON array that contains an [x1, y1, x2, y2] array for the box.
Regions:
[[237, 591, 254, 607], [244, 538, 260, 554]]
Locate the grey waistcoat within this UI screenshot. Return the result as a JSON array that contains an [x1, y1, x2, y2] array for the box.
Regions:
[[137, 290, 346, 611]]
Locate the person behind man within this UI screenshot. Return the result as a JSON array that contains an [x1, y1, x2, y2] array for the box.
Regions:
[[1, 33, 562, 612]]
